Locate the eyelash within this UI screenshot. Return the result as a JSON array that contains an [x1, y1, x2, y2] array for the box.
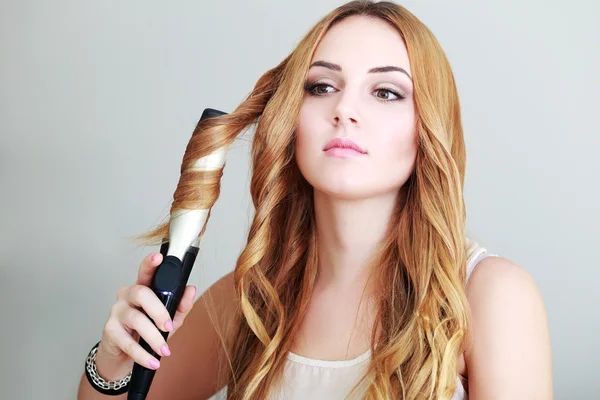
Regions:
[[304, 81, 407, 102]]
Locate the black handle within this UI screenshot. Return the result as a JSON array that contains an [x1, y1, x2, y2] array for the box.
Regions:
[[127, 246, 197, 399], [127, 108, 227, 400]]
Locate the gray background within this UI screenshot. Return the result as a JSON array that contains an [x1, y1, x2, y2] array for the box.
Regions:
[[1, 0, 598, 399]]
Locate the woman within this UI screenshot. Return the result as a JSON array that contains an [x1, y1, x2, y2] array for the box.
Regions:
[[78, 1, 553, 399]]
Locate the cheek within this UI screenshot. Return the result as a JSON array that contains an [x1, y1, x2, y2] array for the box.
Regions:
[[294, 128, 311, 181], [375, 122, 418, 179], [387, 126, 417, 160], [295, 109, 321, 171]]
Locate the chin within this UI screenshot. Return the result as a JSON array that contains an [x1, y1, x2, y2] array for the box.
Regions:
[[307, 174, 406, 202], [311, 180, 377, 201]]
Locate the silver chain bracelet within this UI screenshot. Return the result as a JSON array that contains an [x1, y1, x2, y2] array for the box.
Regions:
[[85, 342, 132, 394]]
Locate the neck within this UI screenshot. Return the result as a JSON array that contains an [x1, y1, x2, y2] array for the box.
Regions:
[[312, 189, 400, 292]]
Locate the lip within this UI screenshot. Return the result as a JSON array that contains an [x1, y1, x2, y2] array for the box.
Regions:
[[324, 147, 366, 158], [323, 137, 367, 155]]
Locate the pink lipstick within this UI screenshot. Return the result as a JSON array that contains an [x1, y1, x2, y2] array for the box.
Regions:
[[323, 137, 367, 158]]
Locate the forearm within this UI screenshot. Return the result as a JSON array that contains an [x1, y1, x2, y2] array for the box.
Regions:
[[77, 372, 127, 400]]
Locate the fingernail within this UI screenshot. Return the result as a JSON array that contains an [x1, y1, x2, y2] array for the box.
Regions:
[[161, 344, 171, 356], [151, 253, 158, 262], [164, 320, 173, 332], [149, 359, 160, 369]]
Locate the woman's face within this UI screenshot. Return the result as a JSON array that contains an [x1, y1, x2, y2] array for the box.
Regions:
[[296, 16, 417, 200]]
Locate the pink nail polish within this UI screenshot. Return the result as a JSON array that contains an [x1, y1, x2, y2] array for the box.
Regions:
[[164, 320, 173, 332], [151, 253, 158, 262], [161, 344, 171, 356], [149, 359, 160, 369]]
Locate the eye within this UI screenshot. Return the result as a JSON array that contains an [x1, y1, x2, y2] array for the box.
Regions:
[[305, 82, 335, 95], [304, 82, 406, 102], [374, 87, 406, 101]]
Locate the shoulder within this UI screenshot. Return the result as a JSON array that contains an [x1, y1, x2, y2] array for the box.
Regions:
[[465, 255, 549, 347], [465, 256, 548, 336], [196, 270, 239, 347], [466, 255, 539, 302], [463, 256, 554, 398]]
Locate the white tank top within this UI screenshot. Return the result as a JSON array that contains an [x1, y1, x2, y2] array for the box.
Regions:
[[215, 240, 497, 400]]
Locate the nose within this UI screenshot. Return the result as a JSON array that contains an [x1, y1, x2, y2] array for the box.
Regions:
[[332, 93, 359, 127], [333, 112, 357, 127]]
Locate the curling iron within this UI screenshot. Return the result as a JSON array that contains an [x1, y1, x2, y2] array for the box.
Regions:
[[127, 107, 228, 400]]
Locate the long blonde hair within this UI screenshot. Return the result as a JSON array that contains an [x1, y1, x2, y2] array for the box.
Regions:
[[134, 1, 470, 398]]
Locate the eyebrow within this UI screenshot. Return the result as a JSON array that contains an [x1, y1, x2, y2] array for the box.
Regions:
[[309, 60, 412, 81]]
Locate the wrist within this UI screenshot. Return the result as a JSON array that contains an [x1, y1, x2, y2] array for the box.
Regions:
[[84, 341, 131, 396], [94, 342, 133, 381]]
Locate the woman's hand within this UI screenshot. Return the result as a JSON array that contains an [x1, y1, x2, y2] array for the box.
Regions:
[[97, 252, 197, 371]]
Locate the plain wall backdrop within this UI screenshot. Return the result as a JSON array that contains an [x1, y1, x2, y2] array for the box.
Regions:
[[1, 0, 598, 398]]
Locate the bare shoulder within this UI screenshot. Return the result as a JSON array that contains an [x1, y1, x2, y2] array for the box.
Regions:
[[466, 255, 542, 305], [148, 271, 239, 400], [464, 256, 554, 399], [192, 270, 239, 348]]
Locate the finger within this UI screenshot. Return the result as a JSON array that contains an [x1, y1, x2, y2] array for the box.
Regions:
[[136, 252, 163, 287], [121, 307, 172, 358], [109, 321, 162, 370], [172, 285, 197, 331], [126, 285, 173, 333], [177, 285, 197, 314]]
